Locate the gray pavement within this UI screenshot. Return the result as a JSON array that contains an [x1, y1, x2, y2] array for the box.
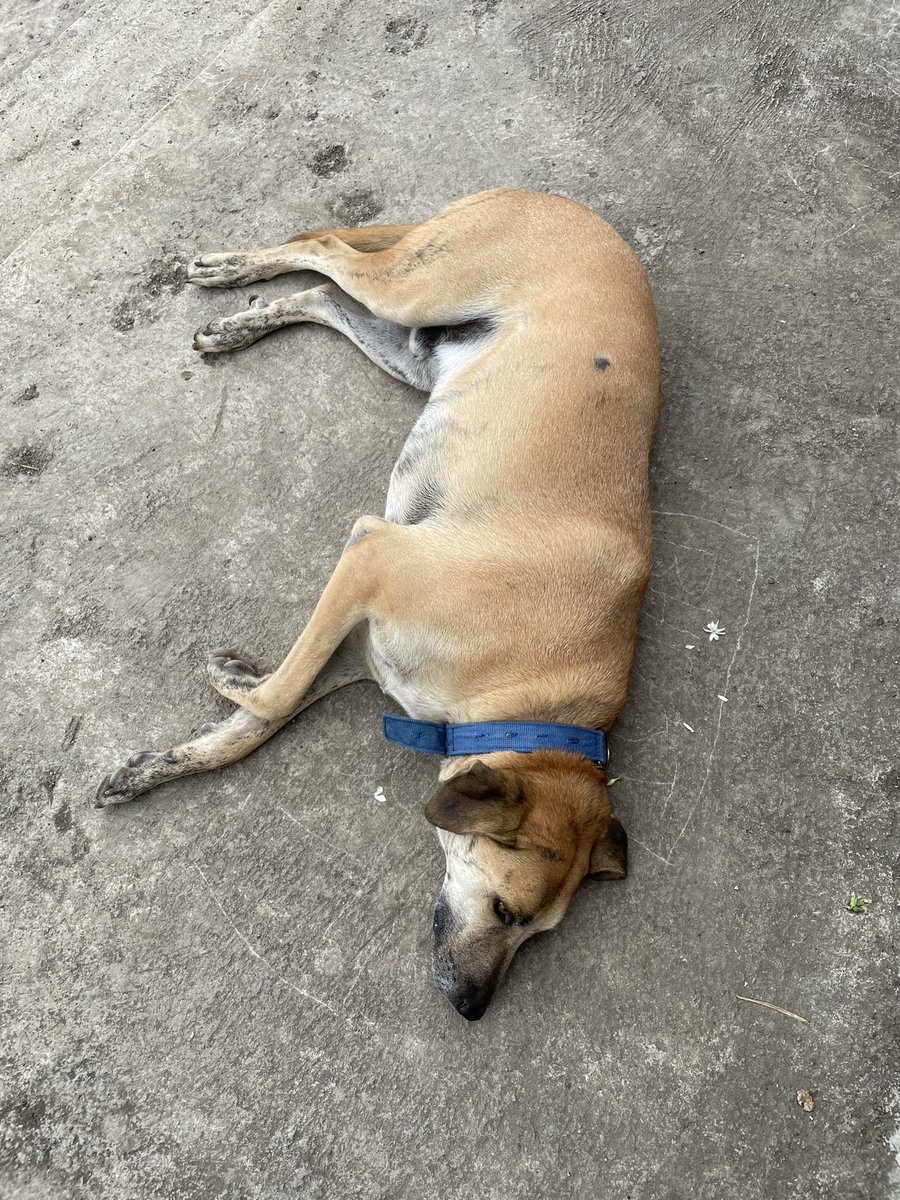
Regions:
[[1, 1, 898, 1197]]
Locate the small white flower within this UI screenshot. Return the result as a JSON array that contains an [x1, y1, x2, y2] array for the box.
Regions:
[[703, 620, 726, 641]]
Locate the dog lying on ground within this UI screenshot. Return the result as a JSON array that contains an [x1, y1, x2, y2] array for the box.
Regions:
[[96, 188, 660, 1020]]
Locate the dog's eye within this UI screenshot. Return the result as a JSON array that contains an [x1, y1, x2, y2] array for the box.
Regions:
[[493, 897, 517, 926]]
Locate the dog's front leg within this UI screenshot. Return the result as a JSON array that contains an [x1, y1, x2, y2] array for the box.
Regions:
[[208, 517, 404, 722], [95, 630, 370, 806]]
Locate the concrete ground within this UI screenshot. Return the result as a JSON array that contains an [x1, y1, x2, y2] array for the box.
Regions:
[[1, 1, 898, 1197]]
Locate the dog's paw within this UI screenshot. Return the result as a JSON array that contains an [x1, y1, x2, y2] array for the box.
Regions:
[[207, 646, 270, 702], [95, 749, 180, 808], [192, 298, 271, 354], [187, 253, 265, 289]]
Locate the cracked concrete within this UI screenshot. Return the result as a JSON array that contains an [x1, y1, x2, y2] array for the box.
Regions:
[[1, 0, 898, 1197]]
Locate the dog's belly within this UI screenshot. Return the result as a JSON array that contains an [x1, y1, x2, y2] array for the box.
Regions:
[[384, 319, 496, 525], [384, 397, 449, 526]]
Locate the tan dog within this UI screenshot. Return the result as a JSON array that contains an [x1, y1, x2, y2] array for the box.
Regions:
[[96, 188, 660, 1020]]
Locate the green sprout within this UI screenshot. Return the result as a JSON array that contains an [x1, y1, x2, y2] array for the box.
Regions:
[[845, 892, 872, 915]]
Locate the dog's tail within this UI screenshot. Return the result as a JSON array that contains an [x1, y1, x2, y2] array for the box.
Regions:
[[287, 223, 416, 252]]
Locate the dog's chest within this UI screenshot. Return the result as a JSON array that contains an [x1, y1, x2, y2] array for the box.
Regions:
[[366, 620, 453, 722]]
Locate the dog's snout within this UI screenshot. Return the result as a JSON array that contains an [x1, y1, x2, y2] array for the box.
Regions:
[[432, 896, 450, 938], [453, 986, 493, 1021]]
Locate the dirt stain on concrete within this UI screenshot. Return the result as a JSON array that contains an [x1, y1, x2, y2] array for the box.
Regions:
[[385, 15, 428, 54], [1, 443, 54, 479], [309, 143, 348, 178]]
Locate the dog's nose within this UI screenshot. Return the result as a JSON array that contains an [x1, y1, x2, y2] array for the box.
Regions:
[[455, 991, 491, 1021]]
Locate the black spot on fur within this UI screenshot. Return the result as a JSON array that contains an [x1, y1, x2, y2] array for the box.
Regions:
[[309, 144, 347, 177], [594, 355, 611, 370]]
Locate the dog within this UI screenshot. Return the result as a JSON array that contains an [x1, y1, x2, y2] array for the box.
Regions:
[[96, 188, 660, 1020]]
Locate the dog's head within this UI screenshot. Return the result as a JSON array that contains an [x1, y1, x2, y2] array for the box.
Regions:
[[424, 749, 626, 1020]]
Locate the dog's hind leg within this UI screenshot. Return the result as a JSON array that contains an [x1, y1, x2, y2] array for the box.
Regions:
[[95, 632, 370, 806], [186, 222, 420, 289], [192, 284, 437, 390], [189, 191, 524, 326], [288, 223, 417, 251], [190, 229, 492, 325]]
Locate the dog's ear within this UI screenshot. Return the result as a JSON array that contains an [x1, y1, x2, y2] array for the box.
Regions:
[[424, 761, 524, 838], [588, 816, 628, 880]]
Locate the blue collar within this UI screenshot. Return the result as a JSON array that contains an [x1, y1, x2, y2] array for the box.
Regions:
[[381, 712, 608, 768]]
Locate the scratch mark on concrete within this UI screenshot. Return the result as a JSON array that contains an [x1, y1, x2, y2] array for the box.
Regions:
[[616, 770, 679, 788], [341, 940, 388, 1005], [647, 584, 722, 615], [192, 862, 335, 1014], [629, 837, 672, 867], [640, 606, 696, 638], [203, 787, 257, 854], [735, 994, 809, 1023], [666, 537, 761, 860], [277, 803, 366, 870], [660, 764, 679, 819], [655, 536, 716, 558], [652, 509, 755, 541], [339, 898, 410, 1005], [818, 221, 858, 249]]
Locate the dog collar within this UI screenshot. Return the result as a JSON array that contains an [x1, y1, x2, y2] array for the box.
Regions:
[[381, 712, 608, 768]]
